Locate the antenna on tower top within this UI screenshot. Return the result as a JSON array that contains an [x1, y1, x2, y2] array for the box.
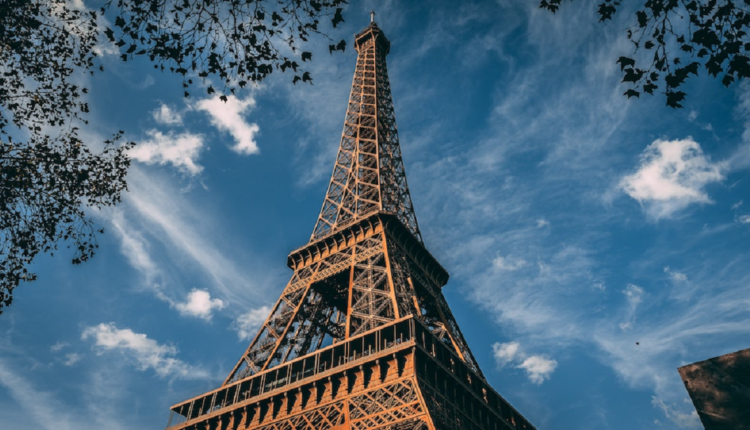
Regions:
[[370, 10, 375, 23]]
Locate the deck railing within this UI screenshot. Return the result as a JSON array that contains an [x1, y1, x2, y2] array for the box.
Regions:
[[166, 316, 534, 430]]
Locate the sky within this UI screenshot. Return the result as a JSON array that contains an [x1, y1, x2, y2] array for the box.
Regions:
[[2, 1, 750, 429]]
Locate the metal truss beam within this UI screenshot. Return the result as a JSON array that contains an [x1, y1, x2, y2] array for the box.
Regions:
[[166, 21, 535, 430]]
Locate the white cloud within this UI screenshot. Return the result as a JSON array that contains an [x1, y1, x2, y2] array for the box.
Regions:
[[49, 342, 82, 366], [624, 284, 643, 305], [536, 218, 550, 228], [652, 397, 702, 429], [491, 341, 557, 384], [197, 95, 260, 155], [492, 341, 520, 366], [518, 355, 558, 385], [174, 289, 225, 321], [492, 255, 527, 271], [63, 353, 82, 366], [50, 342, 68, 352], [664, 267, 688, 282], [671, 272, 688, 282], [731, 200, 743, 210], [619, 138, 725, 220], [81, 323, 208, 379], [152, 104, 183, 125], [233, 306, 271, 341], [739, 215, 750, 224], [128, 130, 204, 175]]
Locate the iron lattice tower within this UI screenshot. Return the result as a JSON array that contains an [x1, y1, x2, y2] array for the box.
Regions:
[[166, 21, 536, 430]]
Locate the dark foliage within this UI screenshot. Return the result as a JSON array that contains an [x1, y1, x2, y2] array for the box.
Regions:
[[106, 0, 347, 95], [540, 0, 750, 108], [0, 0, 346, 314]]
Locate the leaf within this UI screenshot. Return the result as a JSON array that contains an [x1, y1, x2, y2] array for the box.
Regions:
[[301, 52, 312, 62], [722, 74, 735, 86], [729, 55, 750, 78], [622, 68, 644, 83], [597, 3, 617, 21], [665, 62, 699, 88], [665, 90, 686, 108], [332, 8, 344, 28], [692, 28, 720, 48], [624, 89, 640, 98], [636, 10, 648, 27], [617, 56, 636, 71]]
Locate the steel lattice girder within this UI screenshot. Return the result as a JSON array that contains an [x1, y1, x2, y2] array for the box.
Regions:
[[310, 24, 422, 244], [223, 212, 482, 385], [166, 22, 535, 430]]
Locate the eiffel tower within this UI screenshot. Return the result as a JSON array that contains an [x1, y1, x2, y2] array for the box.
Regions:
[[166, 18, 536, 430]]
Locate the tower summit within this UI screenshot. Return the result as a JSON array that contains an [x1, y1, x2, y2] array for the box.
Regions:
[[166, 20, 536, 430]]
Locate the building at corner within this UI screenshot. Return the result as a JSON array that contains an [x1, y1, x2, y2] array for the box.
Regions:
[[679, 347, 750, 430]]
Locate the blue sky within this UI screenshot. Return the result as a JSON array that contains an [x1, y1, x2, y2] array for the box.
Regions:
[[2, 1, 750, 429]]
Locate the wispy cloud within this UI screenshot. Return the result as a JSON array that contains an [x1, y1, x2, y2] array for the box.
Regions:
[[99, 167, 270, 311], [107, 208, 162, 287], [652, 397, 701, 429], [619, 284, 644, 331], [196, 95, 260, 155], [82, 323, 209, 379], [0, 356, 88, 430], [492, 255, 527, 271], [619, 138, 725, 220], [124, 174, 264, 305]]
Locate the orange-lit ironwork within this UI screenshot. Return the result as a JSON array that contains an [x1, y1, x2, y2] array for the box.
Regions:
[[165, 21, 536, 430]]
